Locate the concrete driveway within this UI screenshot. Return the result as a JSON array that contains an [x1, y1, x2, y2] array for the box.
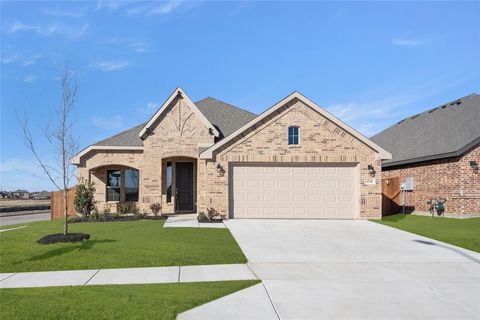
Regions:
[[181, 219, 480, 319]]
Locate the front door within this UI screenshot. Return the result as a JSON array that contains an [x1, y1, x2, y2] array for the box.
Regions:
[[175, 162, 194, 212]]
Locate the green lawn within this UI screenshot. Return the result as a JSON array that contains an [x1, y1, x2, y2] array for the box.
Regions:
[[0, 219, 247, 272], [0, 280, 259, 320], [372, 214, 480, 252]]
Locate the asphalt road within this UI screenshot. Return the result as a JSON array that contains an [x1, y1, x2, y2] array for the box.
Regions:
[[0, 211, 50, 227]]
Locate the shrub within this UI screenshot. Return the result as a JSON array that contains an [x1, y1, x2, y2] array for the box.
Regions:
[[73, 179, 96, 218], [207, 208, 221, 220], [132, 203, 140, 215], [150, 202, 161, 216], [117, 203, 129, 214], [102, 207, 111, 214]]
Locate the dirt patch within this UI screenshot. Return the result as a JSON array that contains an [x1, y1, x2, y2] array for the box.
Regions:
[[37, 233, 90, 245]]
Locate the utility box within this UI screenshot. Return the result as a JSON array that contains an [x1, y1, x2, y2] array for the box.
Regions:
[[401, 176, 414, 191]]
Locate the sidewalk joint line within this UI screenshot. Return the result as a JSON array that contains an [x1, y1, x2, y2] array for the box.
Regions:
[[0, 273, 17, 282], [262, 282, 281, 320], [84, 269, 100, 285], [246, 263, 260, 280], [178, 266, 181, 282]]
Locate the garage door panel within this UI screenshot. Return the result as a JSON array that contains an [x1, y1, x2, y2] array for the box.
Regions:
[[232, 164, 357, 219]]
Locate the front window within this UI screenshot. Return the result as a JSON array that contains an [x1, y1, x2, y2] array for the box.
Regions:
[[107, 170, 121, 202], [166, 162, 172, 203], [288, 126, 299, 145], [125, 169, 139, 202]]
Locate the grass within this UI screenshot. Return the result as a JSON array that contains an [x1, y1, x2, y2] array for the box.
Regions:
[[372, 214, 480, 252], [0, 219, 247, 273], [0, 280, 259, 320]]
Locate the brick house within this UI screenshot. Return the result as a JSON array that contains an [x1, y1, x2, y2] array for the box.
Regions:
[[371, 93, 480, 216], [71, 87, 391, 219]]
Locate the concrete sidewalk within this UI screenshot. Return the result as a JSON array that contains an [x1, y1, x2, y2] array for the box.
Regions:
[[164, 214, 225, 228], [0, 264, 256, 289]]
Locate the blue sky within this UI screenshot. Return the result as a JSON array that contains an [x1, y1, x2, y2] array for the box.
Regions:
[[1, 1, 479, 191]]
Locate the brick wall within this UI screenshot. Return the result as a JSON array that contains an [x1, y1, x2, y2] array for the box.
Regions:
[[198, 98, 383, 219], [382, 144, 480, 215]]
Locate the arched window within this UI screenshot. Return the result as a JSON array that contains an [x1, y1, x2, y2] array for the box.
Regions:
[[288, 126, 299, 145]]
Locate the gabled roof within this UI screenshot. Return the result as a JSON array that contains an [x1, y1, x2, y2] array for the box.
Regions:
[[195, 97, 257, 138], [70, 91, 255, 165], [200, 91, 392, 160], [371, 93, 480, 168], [139, 87, 219, 139]]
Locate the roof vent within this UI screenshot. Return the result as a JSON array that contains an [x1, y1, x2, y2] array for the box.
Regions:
[[456, 100, 462, 105], [410, 114, 420, 119], [397, 119, 406, 125], [428, 107, 439, 113], [441, 104, 448, 109]]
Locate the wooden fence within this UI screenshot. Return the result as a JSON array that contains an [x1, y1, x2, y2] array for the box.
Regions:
[[50, 188, 77, 220], [381, 177, 401, 216]]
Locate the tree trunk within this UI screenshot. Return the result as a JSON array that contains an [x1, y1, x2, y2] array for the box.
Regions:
[[63, 189, 68, 235]]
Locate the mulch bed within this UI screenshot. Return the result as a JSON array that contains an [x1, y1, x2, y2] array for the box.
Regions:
[[70, 216, 165, 223], [37, 233, 90, 245]]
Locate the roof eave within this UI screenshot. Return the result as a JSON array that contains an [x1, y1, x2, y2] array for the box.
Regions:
[[70, 146, 144, 165], [200, 91, 392, 160]]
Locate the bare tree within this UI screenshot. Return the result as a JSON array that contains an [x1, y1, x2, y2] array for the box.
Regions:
[[18, 64, 78, 235]]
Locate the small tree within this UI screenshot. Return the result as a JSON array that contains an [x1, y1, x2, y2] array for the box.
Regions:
[[74, 178, 96, 218], [18, 63, 78, 236]]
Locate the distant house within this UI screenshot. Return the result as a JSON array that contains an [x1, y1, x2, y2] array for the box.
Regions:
[[13, 189, 30, 199], [31, 191, 50, 200], [371, 93, 480, 216]]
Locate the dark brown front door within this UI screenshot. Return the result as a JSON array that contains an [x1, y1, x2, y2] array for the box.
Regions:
[[175, 162, 194, 211]]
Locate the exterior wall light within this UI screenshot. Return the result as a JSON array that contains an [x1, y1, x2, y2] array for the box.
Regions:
[[470, 161, 479, 172], [216, 163, 225, 176], [367, 164, 376, 176]]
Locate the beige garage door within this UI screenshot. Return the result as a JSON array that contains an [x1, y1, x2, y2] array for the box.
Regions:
[[231, 163, 357, 219]]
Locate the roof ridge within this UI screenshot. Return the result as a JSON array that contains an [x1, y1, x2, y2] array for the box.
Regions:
[[393, 93, 478, 126], [195, 96, 257, 116]]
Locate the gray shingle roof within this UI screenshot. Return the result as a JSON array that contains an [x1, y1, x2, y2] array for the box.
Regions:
[[195, 97, 257, 138], [93, 122, 146, 147], [92, 97, 256, 147], [371, 93, 480, 168]]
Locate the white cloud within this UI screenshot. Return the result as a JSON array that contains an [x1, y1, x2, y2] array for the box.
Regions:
[[95, 1, 130, 12], [326, 87, 443, 137], [6, 21, 88, 39], [392, 36, 424, 47], [0, 158, 61, 191], [2, 52, 42, 66], [129, 42, 151, 53], [138, 101, 159, 116], [88, 60, 130, 72], [91, 114, 125, 130], [42, 7, 86, 18], [126, 0, 190, 16], [23, 74, 37, 83]]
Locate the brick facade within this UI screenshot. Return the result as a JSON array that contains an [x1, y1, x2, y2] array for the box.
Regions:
[[76, 94, 385, 218], [197, 98, 383, 219], [382, 144, 480, 216]]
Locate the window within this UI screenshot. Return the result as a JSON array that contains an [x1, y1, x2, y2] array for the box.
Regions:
[[166, 162, 172, 203], [288, 126, 299, 145], [125, 169, 139, 202], [107, 170, 121, 202]]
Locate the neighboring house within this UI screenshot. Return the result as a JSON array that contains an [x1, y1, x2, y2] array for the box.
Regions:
[[371, 93, 480, 216], [13, 189, 30, 199], [31, 191, 51, 200], [71, 87, 391, 219]]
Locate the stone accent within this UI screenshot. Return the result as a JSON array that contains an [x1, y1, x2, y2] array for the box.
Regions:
[[382, 144, 480, 216]]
